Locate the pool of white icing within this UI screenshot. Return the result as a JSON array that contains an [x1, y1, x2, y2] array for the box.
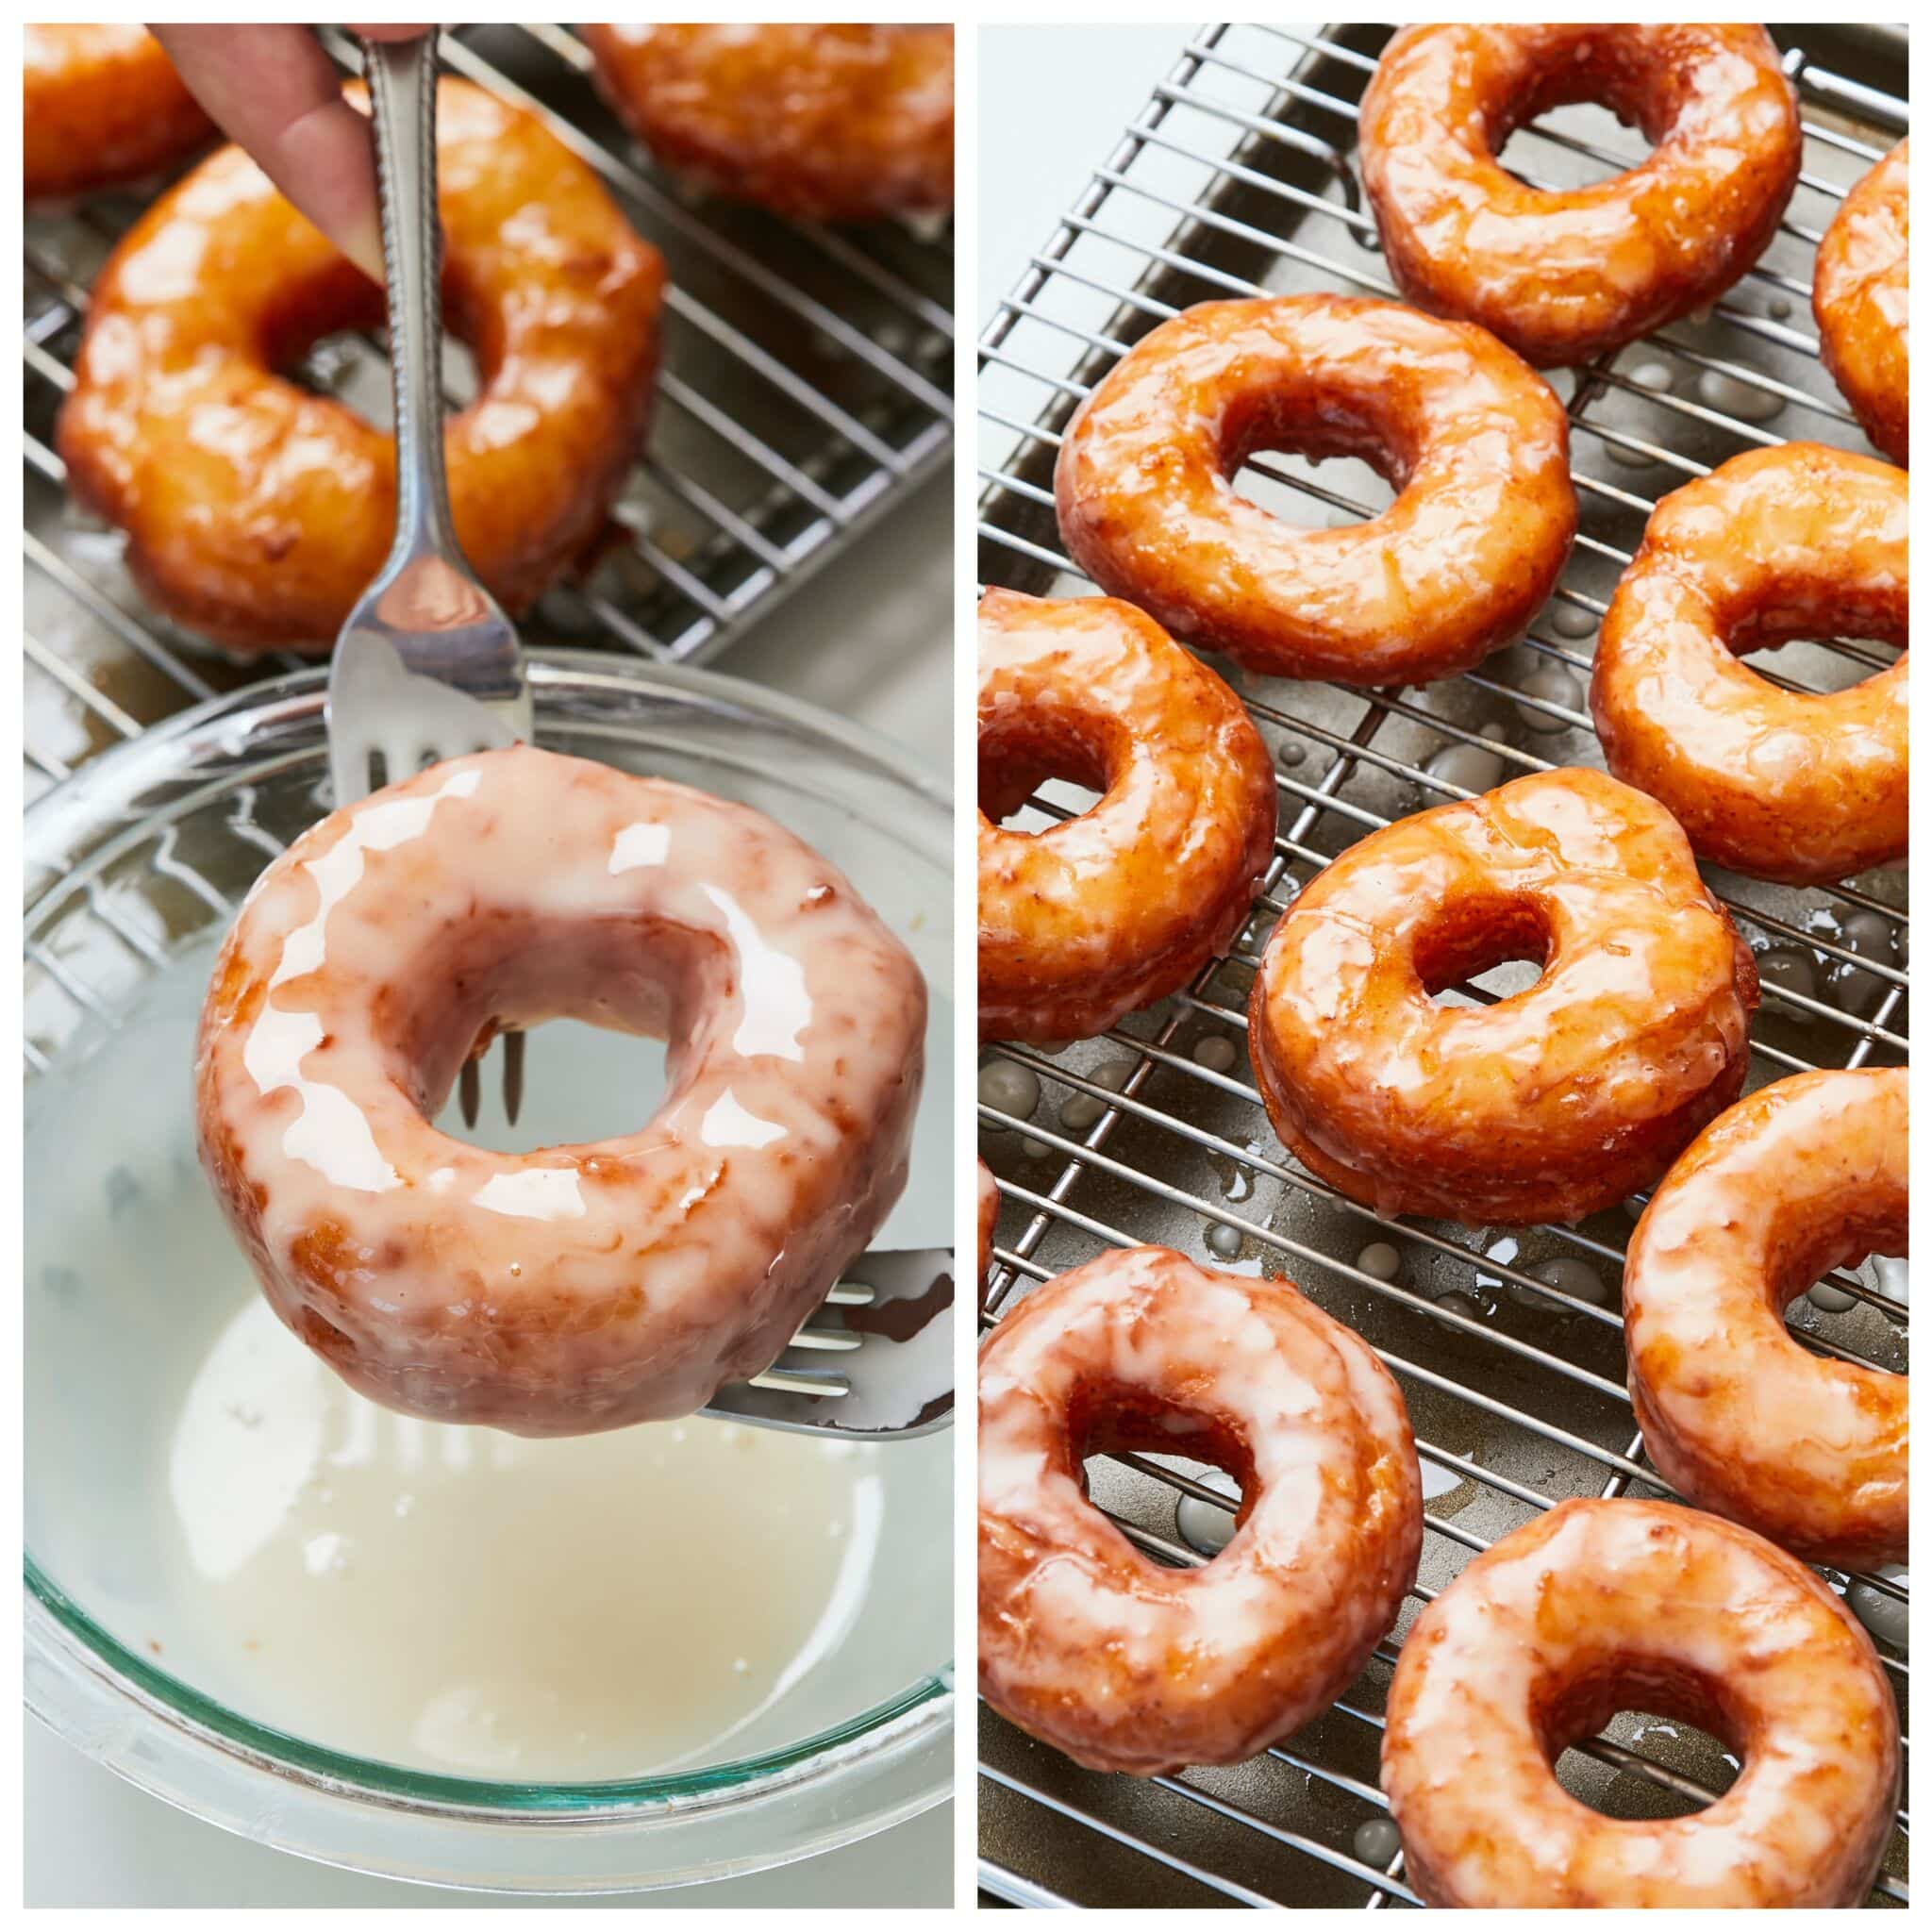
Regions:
[[26, 947, 953, 1783]]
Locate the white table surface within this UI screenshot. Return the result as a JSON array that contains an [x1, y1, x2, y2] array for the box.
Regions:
[[25, 473, 955, 1908]]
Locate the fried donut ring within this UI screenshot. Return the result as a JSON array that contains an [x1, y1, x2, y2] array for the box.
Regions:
[[1591, 443, 1907, 886], [977, 589, 1276, 1042], [57, 79, 666, 656], [1816, 141, 1909, 467], [24, 25, 211, 202], [1383, 1499, 1901, 1907], [1248, 768, 1759, 1225], [977, 1159, 999, 1289], [1359, 25, 1802, 367], [195, 743, 926, 1437], [1054, 295, 1574, 685], [1625, 1069, 1907, 1571], [582, 24, 953, 222], [979, 1247, 1421, 1775]]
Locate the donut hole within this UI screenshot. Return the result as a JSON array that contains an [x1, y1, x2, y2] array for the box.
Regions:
[[1774, 1206, 1908, 1361], [1540, 1656, 1742, 1821], [1412, 895, 1551, 1008], [1066, 1382, 1257, 1550], [269, 262, 492, 436], [1721, 578, 1907, 697], [978, 708, 1115, 830], [1221, 393, 1404, 531], [379, 912, 722, 1155]]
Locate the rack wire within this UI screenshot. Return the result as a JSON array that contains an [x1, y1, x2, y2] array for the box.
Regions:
[[976, 23, 1907, 1909], [22, 22, 953, 806]]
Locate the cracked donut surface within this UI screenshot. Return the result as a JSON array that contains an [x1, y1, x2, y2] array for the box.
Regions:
[[978, 1246, 1421, 1774], [58, 79, 666, 655], [1247, 767, 1759, 1224], [1054, 294, 1574, 684], [1384, 1498, 1901, 1907], [1359, 24, 1801, 366]]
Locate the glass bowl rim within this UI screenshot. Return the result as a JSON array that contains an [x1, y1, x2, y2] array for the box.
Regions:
[[24, 651, 954, 1823]]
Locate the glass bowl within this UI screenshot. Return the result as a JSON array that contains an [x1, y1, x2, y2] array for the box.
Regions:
[[24, 654, 954, 1893]]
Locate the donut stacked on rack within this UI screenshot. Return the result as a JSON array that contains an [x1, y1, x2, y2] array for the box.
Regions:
[[978, 22, 1905, 1911]]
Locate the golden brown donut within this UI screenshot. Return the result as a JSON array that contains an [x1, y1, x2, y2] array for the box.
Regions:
[[1815, 140, 1909, 467], [1624, 1068, 1907, 1572], [1590, 442, 1907, 886], [24, 25, 212, 202], [976, 1158, 999, 1290], [195, 743, 926, 1437], [1247, 767, 1759, 1225], [582, 24, 953, 222], [1054, 294, 1574, 685], [979, 1246, 1421, 1775], [1359, 25, 1802, 367], [1383, 1499, 1901, 1907], [57, 79, 666, 656], [978, 589, 1276, 1043]]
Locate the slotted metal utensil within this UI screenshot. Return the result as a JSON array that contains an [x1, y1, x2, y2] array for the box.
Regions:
[[326, 29, 533, 1124]]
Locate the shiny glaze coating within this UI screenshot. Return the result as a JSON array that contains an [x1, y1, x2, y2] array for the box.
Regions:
[[1248, 768, 1759, 1225], [1359, 25, 1802, 367], [1625, 1069, 1907, 1571], [979, 1247, 1421, 1775], [1591, 442, 1907, 885], [195, 744, 926, 1437], [25, 25, 212, 202], [1816, 141, 1909, 467], [582, 24, 953, 222], [1054, 295, 1574, 685], [978, 589, 1276, 1042], [1383, 1499, 1901, 1907], [58, 80, 666, 656], [977, 1159, 999, 1290]]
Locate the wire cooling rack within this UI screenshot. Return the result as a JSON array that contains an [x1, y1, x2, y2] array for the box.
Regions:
[[976, 23, 1907, 1909], [22, 23, 953, 805]]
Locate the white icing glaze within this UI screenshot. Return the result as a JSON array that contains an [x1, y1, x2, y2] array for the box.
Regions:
[[196, 743, 925, 1436], [1383, 1499, 1900, 1907]]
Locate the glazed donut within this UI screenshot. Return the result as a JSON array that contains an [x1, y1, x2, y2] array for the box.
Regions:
[[977, 1160, 999, 1290], [1054, 295, 1574, 685], [1383, 1499, 1901, 1907], [1359, 25, 1802, 367], [24, 25, 212, 202], [1816, 141, 1909, 467], [978, 590, 1276, 1041], [979, 1247, 1421, 1774], [195, 742, 926, 1437], [1248, 767, 1759, 1225], [57, 79, 666, 656], [1591, 443, 1907, 886], [1625, 1069, 1907, 1571], [581, 24, 953, 222]]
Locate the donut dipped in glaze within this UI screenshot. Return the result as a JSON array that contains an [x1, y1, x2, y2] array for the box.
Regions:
[[1624, 1068, 1907, 1572], [195, 743, 925, 1437], [1359, 25, 1802, 367], [1591, 442, 1907, 886], [1816, 141, 1909, 467], [1383, 1499, 1901, 1907], [24, 25, 212, 201], [979, 1247, 1422, 1775], [582, 24, 953, 222], [978, 589, 1276, 1042], [58, 79, 666, 656], [1054, 294, 1574, 685], [1248, 768, 1759, 1225]]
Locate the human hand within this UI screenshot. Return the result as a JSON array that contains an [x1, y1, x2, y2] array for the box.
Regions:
[[149, 24, 433, 282]]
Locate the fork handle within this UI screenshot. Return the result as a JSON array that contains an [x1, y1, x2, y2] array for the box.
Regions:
[[363, 31, 462, 569]]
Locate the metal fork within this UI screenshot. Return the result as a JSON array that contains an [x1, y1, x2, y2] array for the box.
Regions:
[[328, 33, 952, 1441], [326, 29, 529, 1127]]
